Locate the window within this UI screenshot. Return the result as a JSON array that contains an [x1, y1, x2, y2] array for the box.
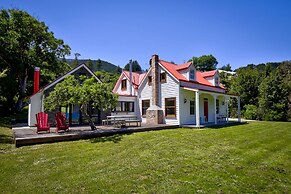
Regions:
[[215, 77, 219, 85], [216, 99, 219, 114], [165, 97, 176, 118], [148, 76, 152, 85], [142, 100, 150, 116], [121, 79, 127, 90], [160, 72, 166, 83], [190, 70, 195, 80], [115, 101, 134, 112], [190, 100, 195, 115]]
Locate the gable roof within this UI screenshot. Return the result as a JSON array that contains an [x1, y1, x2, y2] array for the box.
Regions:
[[112, 70, 147, 93], [200, 70, 217, 78], [30, 63, 101, 98], [159, 60, 223, 89], [123, 71, 146, 88]]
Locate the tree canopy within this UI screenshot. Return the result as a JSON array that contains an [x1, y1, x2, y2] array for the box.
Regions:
[[0, 9, 71, 114], [124, 60, 142, 72], [219, 64, 232, 71], [189, 55, 218, 72], [44, 75, 118, 130]]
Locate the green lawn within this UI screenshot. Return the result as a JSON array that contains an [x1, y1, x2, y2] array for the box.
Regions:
[[0, 122, 290, 193]]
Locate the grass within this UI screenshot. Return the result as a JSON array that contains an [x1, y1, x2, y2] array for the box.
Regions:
[[0, 121, 290, 193]]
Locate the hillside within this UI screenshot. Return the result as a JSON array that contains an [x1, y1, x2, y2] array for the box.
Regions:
[[66, 59, 122, 73]]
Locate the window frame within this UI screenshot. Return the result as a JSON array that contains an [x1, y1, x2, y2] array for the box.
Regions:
[[142, 99, 150, 117], [121, 79, 127, 90], [216, 99, 219, 114], [189, 70, 195, 80], [148, 76, 152, 85], [165, 97, 176, 118], [190, 100, 195, 115], [160, 72, 167, 83], [115, 101, 134, 112]]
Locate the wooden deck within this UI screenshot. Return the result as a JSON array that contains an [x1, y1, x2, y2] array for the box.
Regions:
[[13, 124, 179, 147]]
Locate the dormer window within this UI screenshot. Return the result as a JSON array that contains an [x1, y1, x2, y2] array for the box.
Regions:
[[190, 70, 195, 80], [215, 77, 219, 85], [121, 79, 127, 90]]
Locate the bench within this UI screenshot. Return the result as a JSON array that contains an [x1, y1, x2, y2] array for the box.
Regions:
[[124, 119, 142, 127]]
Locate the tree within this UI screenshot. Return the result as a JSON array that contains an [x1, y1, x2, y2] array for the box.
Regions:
[[219, 64, 232, 71], [230, 68, 261, 108], [124, 60, 142, 72], [44, 75, 118, 130], [0, 68, 8, 105], [86, 59, 94, 70], [114, 65, 122, 74], [96, 59, 102, 71], [95, 70, 120, 89], [0, 9, 70, 113], [189, 55, 218, 72], [72, 53, 81, 68], [258, 65, 290, 121]]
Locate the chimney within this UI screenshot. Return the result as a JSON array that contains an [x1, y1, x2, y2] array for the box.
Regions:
[[151, 54, 159, 106], [146, 54, 164, 124], [129, 60, 133, 96], [33, 67, 40, 94]]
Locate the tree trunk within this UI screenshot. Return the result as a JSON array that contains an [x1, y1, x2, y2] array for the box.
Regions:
[[15, 69, 28, 112], [80, 104, 96, 130]]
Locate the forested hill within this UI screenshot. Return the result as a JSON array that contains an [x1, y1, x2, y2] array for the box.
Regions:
[[66, 59, 121, 73]]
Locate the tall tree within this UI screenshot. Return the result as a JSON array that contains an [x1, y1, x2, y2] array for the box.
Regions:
[[0, 68, 8, 105], [44, 75, 117, 130], [0, 9, 70, 113], [189, 55, 218, 72], [124, 60, 142, 72]]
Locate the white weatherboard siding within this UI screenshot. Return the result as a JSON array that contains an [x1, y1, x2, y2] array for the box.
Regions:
[[200, 93, 215, 123], [115, 74, 136, 96], [179, 88, 196, 125], [160, 66, 180, 125], [112, 96, 139, 117], [138, 71, 152, 123], [139, 66, 180, 125], [28, 92, 43, 126]]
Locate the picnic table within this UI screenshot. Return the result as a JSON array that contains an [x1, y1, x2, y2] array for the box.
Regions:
[[102, 115, 141, 128]]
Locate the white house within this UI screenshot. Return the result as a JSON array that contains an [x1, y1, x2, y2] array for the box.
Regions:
[[112, 54, 240, 127], [28, 64, 102, 126]]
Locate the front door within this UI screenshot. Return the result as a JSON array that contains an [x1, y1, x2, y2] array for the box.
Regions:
[[204, 98, 208, 122]]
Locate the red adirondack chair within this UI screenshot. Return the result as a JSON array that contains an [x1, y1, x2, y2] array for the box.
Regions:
[[55, 112, 69, 133], [35, 112, 50, 133]]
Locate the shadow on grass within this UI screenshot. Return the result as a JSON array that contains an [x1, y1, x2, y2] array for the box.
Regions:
[[90, 134, 128, 144], [206, 122, 249, 129], [0, 134, 13, 144]]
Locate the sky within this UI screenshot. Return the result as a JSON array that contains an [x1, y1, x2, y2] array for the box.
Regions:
[[1, 0, 291, 70]]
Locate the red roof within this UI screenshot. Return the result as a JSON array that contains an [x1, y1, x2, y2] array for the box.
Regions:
[[123, 71, 146, 87], [175, 61, 192, 70], [159, 60, 223, 89], [200, 70, 217, 78]]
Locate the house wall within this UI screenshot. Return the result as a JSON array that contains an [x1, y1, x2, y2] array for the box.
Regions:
[[179, 89, 196, 125], [28, 92, 43, 126], [178, 90, 228, 125], [111, 96, 139, 118], [139, 65, 180, 125], [115, 74, 136, 96]]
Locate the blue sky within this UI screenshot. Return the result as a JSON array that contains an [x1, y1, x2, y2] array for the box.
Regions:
[[1, 0, 291, 70]]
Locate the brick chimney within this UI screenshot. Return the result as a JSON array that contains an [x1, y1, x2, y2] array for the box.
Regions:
[[33, 67, 40, 94], [146, 54, 164, 124]]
